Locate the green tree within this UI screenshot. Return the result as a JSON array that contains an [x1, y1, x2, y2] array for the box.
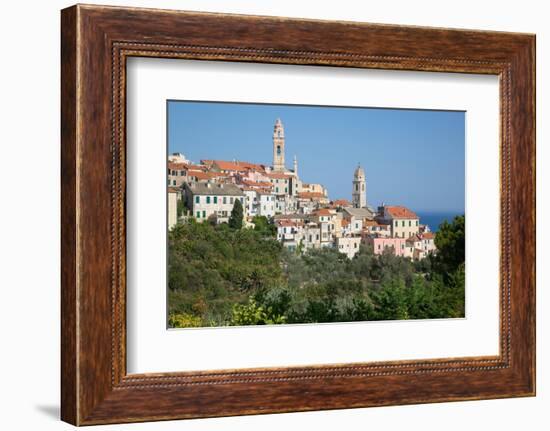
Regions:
[[371, 278, 409, 320], [433, 215, 465, 279], [228, 199, 244, 229], [230, 297, 286, 325], [177, 198, 185, 217], [252, 215, 276, 237]]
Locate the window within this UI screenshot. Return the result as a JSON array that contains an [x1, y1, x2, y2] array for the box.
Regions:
[[180, 170, 185, 176], [230, 197, 234, 204], [277, 145, 281, 155], [223, 197, 227, 204], [172, 180, 176, 186], [240, 197, 244, 203], [354, 242, 357, 248], [213, 196, 218, 204], [416, 220, 419, 226], [202, 211, 206, 218], [402, 220, 405, 227], [195, 196, 199, 204], [285, 187, 288, 193], [409, 220, 411, 227], [276, 187, 279, 193], [196, 211, 200, 218], [378, 244, 381, 250], [394, 220, 398, 227]]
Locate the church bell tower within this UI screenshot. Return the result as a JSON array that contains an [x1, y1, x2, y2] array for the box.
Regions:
[[272, 118, 285, 172], [352, 164, 367, 208]]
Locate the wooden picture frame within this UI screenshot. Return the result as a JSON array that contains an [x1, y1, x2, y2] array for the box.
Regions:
[[61, 4, 535, 425]]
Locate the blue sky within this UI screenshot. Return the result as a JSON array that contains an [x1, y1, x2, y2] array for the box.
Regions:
[[168, 101, 465, 213]]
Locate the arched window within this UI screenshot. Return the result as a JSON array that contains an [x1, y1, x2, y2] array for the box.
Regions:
[[277, 145, 281, 155]]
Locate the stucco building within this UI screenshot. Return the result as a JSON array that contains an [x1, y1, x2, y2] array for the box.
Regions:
[[377, 205, 420, 238], [183, 182, 244, 223]]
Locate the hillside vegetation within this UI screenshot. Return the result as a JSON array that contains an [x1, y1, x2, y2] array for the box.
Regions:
[[168, 215, 465, 328]]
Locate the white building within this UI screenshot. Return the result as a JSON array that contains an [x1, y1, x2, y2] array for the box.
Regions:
[[336, 236, 362, 259], [342, 207, 374, 234], [242, 188, 258, 217], [276, 219, 304, 251], [184, 182, 244, 224], [257, 191, 276, 218], [168, 152, 190, 164], [167, 187, 179, 229]]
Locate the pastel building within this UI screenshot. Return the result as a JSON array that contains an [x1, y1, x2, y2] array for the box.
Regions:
[[302, 222, 321, 250], [364, 220, 392, 237], [311, 208, 338, 238], [365, 236, 408, 257], [377, 205, 420, 238], [167, 162, 188, 187]]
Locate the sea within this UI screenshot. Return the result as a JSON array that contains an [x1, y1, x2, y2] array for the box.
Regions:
[[416, 212, 463, 232]]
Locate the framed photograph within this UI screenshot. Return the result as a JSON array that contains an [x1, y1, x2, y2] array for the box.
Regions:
[[61, 4, 535, 425]]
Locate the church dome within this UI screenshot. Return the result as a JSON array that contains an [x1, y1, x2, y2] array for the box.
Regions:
[[354, 164, 365, 179]]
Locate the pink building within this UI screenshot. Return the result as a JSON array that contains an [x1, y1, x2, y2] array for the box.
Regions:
[[365, 236, 408, 257]]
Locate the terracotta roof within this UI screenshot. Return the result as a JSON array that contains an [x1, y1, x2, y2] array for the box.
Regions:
[[191, 171, 227, 180], [341, 219, 351, 227], [239, 179, 273, 188], [313, 208, 334, 217], [266, 172, 291, 180], [208, 160, 266, 172], [187, 164, 207, 171], [331, 199, 351, 207], [385, 205, 419, 219], [168, 162, 189, 170], [167, 187, 180, 193], [421, 232, 435, 240], [297, 192, 325, 199]]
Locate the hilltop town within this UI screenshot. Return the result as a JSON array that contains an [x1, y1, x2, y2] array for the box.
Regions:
[[168, 118, 437, 260]]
